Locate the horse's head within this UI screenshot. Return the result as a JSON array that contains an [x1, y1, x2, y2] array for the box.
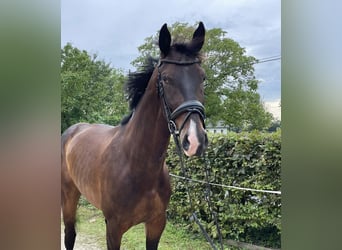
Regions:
[[157, 22, 208, 157]]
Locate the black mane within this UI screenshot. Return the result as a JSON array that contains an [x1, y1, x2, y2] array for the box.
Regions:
[[126, 57, 158, 110], [120, 57, 157, 125]]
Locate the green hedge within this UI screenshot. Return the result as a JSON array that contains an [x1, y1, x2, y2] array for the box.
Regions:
[[166, 130, 281, 248]]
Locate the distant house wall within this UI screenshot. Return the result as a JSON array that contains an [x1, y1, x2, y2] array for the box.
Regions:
[[206, 121, 229, 134]]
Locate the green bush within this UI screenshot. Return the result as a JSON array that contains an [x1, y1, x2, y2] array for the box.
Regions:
[[166, 130, 281, 248]]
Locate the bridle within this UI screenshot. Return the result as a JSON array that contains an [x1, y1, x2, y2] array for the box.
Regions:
[[157, 59, 223, 250], [157, 58, 206, 136]]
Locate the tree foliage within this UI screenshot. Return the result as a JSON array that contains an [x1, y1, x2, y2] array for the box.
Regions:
[[132, 22, 272, 131], [61, 43, 127, 132]]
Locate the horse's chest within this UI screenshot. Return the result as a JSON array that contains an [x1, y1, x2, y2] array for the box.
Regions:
[[133, 189, 164, 220]]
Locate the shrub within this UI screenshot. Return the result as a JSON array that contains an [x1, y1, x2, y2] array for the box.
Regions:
[[166, 130, 281, 248]]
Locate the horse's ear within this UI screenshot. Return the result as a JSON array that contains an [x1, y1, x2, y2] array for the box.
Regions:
[[159, 23, 171, 56], [190, 21, 205, 52]]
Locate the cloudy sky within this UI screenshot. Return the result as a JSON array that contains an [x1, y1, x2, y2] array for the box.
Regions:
[[61, 0, 280, 118]]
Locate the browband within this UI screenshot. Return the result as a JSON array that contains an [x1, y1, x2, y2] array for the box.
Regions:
[[158, 58, 201, 66]]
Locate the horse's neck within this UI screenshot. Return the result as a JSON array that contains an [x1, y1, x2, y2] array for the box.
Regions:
[[122, 80, 170, 169]]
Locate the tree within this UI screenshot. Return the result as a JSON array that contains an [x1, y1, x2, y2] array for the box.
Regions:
[[132, 22, 272, 131], [61, 43, 128, 132], [267, 120, 281, 132]]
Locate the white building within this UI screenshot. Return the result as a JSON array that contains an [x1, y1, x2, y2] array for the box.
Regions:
[[206, 121, 229, 134]]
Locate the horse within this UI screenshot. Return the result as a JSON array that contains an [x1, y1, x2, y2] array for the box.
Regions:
[[61, 22, 208, 250]]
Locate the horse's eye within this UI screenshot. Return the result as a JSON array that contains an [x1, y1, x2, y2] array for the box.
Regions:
[[162, 75, 168, 83], [162, 75, 172, 84]]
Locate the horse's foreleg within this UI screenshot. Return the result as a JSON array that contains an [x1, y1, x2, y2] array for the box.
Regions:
[[145, 213, 167, 250], [61, 187, 80, 250], [105, 218, 124, 250]]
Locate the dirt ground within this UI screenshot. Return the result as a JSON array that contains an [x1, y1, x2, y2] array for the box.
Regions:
[[61, 230, 103, 250]]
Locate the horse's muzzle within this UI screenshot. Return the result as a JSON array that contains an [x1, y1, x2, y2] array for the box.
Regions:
[[180, 118, 208, 157]]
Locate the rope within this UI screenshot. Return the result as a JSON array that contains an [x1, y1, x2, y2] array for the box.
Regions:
[[169, 173, 281, 195]]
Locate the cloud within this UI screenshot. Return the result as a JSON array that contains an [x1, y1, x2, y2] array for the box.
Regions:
[[264, 99, 281, 120], [61, 0, 280, 101]]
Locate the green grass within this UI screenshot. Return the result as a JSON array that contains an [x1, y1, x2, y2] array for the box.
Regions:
[[62, 202, 219, 249], [122, 222, 213, 250]]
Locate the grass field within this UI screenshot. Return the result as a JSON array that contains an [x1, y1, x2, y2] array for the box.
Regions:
[[61, 203, 218, 250]]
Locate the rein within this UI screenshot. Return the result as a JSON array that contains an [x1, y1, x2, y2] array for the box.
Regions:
[[157, 58, 224, 250]]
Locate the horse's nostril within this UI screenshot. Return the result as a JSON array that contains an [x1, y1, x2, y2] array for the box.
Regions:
[[182, 134, 190, 151]]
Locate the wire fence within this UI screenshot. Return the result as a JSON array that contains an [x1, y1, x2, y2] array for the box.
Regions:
[[169, 173, 281, 195]]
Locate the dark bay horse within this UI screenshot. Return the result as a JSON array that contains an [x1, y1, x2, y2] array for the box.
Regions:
[[61, 22, 207, 250]]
